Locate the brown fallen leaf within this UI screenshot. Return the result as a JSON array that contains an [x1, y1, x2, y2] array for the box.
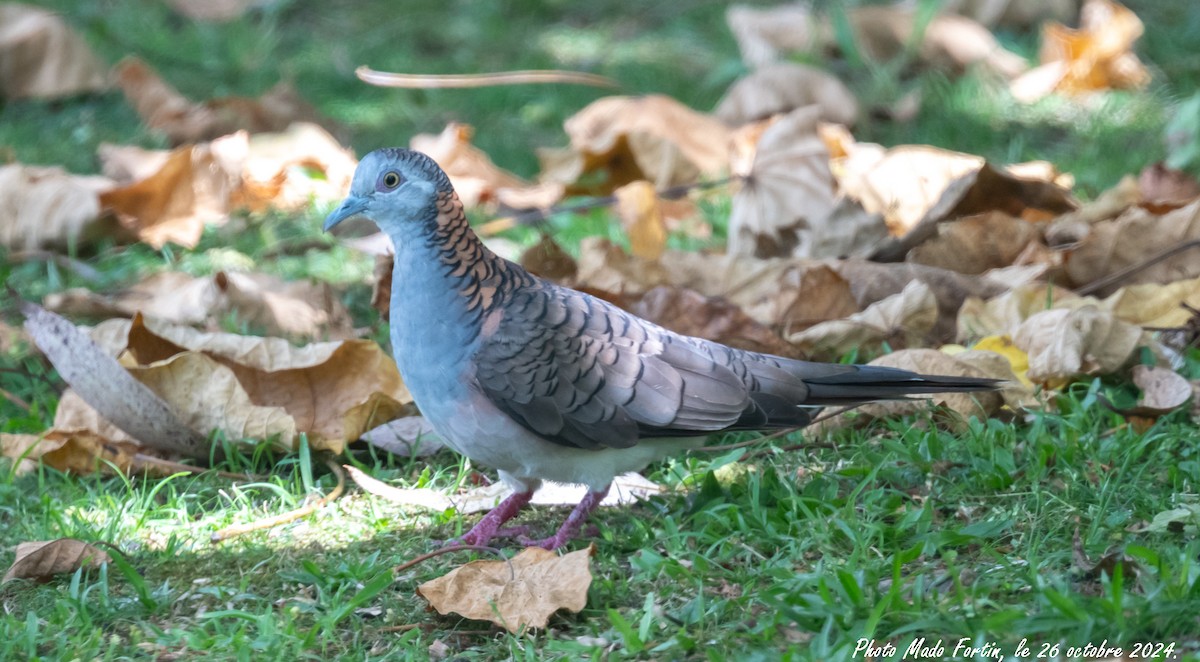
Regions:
[[0, 4, 108, 99], [729, 107, 851, 259], [1010, 0, 1149, 103], [786, 280, 937, 359], [1013, 305, 1144, 385], [1138, 162, 1200, 212], [1060, 199, 1200, 295], [715, 62, 858, 127], [0, 428, 141, 474], [411, 123, 527, 208], [417, 545, 594, 632], [2, 539, 111, 583], [726, 4, 1027, 78], [99, 135, 245, 249], [1102, 276, 1200, 328], [545, 95, 730, 193], [907, 211, 1043, 274], [0, 163, 116, 250], [114, 56, 330, 145], [234, 122, 357, 213], [614, 180, 668, 260], [44, 270, 353, 339], [629, 285, 795, 357], [1131, 365, 1192, 415], [957, 282, 1084, 340]]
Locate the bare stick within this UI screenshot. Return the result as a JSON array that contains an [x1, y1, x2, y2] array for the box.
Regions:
[[357, 66, 618, 89], [1076, 239, 1200, 296], [210, 458, 346, 543], [393, 544, 508, 575]]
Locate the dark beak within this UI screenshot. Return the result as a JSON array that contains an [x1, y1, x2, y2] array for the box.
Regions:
[[323, 195, 368, 232]]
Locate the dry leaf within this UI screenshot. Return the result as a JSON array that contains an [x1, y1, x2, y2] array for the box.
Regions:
[[417, 545, 594, 632], [44, 270, 353, 339], [20, 300, 206, 457], [728, 107, 846, 259], [786, 280, 938, 358], [726, 4, 1026, 78], [0, 4, 107, 99], [1102, 277, 1200, 328], [99, 135, 245, 249], [546, 95, 730, 193], [971, 334, 1033, 389], [234, 122, 357, 212], [1010, 0, 1149, 102], [2, 539, 110, 583], [715, 62, 858, 126], [1013, 306, 1144, 384], [629, 286, 795, 357], [614, 180, 667, 260], [907, 211, 1043, 274], [0, 428, 141, 474], [1061, 199, 1200, 295], [1138, 162, 1200, 211], [114, 56, 329, 145], [98, 143, 173, 185], [1132, 365, 1192, 415], [957, 283, 1084, 340], [0, 164, 115, 250], [411, 123, 527, 208]]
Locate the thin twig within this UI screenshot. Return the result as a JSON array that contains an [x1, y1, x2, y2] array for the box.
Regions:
[[392, 544, 509, 575], [356, 66, 618, 89], [210, 458, 346, 543], [1076, 239, 1200, 296], [0, 387, 30, 411], [692, 405, 859, 454]]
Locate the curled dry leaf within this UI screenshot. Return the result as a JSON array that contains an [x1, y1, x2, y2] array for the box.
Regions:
[[1010, 0, 1149, 103], [0, 428, 141, 474], [417, 545, 594, 633], [1138, 162, 1200, 211], [1132, 365, 1192, 415], [0, 164, 115, 250], [0, 4, 107, 99], [545, 95, 730, 193], [907, 211, 1043, 274], [44, 270, 353, 339], [411, 123, 527, 208], [629, 285, 796, 357], [726, 4, 1026, 78], [99, 135, 245, 249], [2, 539, 110, 583], [1102, 276, 1200, 328], [715, 62, 858, 127], [1013, 306, 1144, 385], [729, 107, 851, 259], [234, 122, 357, 212], [1060, 199, 1200, 295], [614, 180, 667, 260], [114, 56, 329, 145], [787, 280, 937, 359]]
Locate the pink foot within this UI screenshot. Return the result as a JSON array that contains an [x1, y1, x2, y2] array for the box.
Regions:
[[450, 490, 533, 547], [519, 485, 610, 551]]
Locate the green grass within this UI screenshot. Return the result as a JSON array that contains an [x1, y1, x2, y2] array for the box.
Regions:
[[3, 0, 1200, 659]]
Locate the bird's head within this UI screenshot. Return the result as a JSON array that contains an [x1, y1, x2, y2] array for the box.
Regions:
[[323, 148, 453, 234]]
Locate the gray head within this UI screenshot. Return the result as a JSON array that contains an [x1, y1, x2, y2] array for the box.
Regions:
[[323, 148, 453, 233]]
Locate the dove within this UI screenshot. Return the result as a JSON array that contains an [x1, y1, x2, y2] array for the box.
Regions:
[[324, 148, 998, 550]]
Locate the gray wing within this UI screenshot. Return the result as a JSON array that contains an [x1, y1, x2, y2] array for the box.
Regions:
[[473, 281, 815, 450]]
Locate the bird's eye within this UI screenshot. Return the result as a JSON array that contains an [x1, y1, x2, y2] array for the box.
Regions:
[[379, 171, 402, 191]]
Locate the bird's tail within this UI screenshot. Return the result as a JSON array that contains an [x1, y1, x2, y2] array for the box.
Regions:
[[798, 363, 1000, 406]]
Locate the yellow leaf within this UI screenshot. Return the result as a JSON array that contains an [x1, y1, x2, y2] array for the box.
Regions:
[[972, 335, 1033, 389]]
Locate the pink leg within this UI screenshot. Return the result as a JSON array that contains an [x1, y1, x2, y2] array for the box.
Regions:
[[519, 485, 610, 551], [452, 490, 533, 547]]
